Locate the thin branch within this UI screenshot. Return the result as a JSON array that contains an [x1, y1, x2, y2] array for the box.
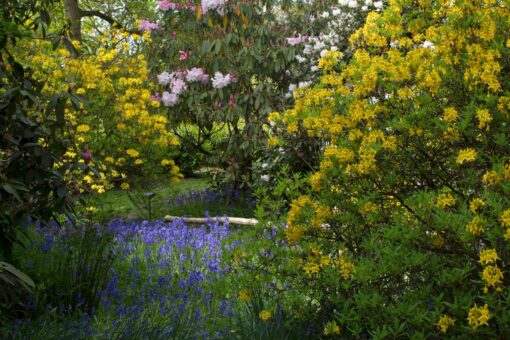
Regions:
[[80, 9, 139, 34]]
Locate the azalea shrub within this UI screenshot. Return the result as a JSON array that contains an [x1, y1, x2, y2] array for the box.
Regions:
[[15, 30, 181, 195], [268, 0, 510, 337]]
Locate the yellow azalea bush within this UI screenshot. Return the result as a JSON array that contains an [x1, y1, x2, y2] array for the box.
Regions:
[[273, 0, 510, 337], [15, 30, 180, 193]]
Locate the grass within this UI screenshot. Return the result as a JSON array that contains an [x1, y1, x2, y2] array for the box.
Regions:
[[83, 177, 210, 221]]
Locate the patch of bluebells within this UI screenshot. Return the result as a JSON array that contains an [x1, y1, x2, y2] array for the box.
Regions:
[[10, 218, 243, 338]]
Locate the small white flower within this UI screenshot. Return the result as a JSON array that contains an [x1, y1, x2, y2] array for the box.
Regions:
[[295, 55, 307, 63], [261, 175, 270, 182], [422, 40, 435, 51]]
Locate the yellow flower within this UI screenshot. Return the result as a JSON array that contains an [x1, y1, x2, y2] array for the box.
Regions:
[[161, 159, 174, 166], [267, 137, 280, 147], [303, 261, 320, 276], [482, 265, 503, 288], [443, 107, 458, 124], [323, 321, 341, 336], [456, 148, 477, 164], [482, 170, 500, 186], [479, 249, 499, 266], [135, 159, 143, 165], [238, 290, 252, 302], [120, 182, 130, 190], [76, 124, 90, 133], [105, 156, 114, 163], [467, 304, 490, 331], [436, 193, 456, 209], [476, 109, 492, 130], [500, 209, 510, 228], [469, 198, 485, 213], [436, 315, 455, 333], [259, 310, 271, 321], [310, 172, 324, 192], [268, 111, 280, 122], [126, 148, 140, 158], [504, 228, 510, 240], [466, 216, 484, 236]]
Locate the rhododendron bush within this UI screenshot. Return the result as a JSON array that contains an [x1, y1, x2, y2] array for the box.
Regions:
[[146, 0, 378, 185], [264, 0, 510, 336], [145, 0, 299, 185]]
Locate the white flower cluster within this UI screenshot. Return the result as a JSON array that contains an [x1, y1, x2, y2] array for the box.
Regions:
[[211, 72, 233, 89], [201, 0, 227, 15], [285, 0, 385, 98]]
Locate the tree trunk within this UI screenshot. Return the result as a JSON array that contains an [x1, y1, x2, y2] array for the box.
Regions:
[[64, 0, 82, 42]]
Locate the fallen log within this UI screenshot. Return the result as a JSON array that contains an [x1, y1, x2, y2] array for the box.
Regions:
[[163, 215, 259, 226]]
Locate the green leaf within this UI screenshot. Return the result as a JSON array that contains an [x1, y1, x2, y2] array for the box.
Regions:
[[2, 184, 21, 201]]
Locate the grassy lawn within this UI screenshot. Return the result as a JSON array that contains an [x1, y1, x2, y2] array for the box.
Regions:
[[84, 177, 210, 221]]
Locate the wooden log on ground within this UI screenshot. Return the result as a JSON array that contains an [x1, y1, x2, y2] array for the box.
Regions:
[[163, 215, 259, 226]]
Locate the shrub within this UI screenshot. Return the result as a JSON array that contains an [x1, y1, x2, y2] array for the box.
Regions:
[[275, 0, 510, 337]]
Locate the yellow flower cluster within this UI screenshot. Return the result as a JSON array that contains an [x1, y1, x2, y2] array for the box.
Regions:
[[436, 315, 455, 333], [467, 304, 490, 331], [323, 321, 341, 336], [436, 193, 456, 209], [456, 149, 477, 165], [479, 249, 503, 292], [238, 290, 252, 302], [259, 310, 272, 321]]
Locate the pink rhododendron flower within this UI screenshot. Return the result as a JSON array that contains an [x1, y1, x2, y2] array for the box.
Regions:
[[179, 50, 191, 60], [212, 72, 232, 89], [159, 0, 177, 10], [201, 74, 210, 84], [171, 79, 187, 94], [186, 67, 206, 82], [139, 20, 160, 31], [162, 91, 178, 106]]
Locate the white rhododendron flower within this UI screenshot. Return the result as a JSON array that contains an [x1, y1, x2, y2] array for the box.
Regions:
[[157, 71, 172, 85], [212, 72, 232, 89]]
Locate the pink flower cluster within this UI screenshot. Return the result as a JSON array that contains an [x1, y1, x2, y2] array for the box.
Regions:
[[159, 0, 178, 10], [139, 20, 160, 31], [158, 68, 209, 107], [159, 0, 195, 11]]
